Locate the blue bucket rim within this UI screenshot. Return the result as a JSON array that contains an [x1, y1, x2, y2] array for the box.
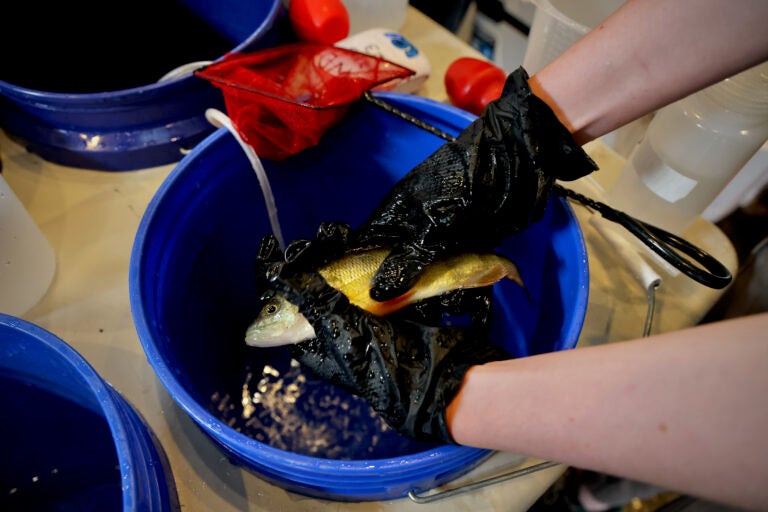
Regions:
[[0, 312, 176, 510], [128, 91, 589, 495], [0, 0, 283, 170], [0, 0, 282, 102]]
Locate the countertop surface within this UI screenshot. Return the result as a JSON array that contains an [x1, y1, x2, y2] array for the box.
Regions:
[[1, 6, 737, 511]]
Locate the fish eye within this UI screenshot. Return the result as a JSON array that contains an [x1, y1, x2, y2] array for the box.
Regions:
[[264, 299, 280, 315]]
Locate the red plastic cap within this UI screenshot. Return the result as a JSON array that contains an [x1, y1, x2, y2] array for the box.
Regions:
[[445, 57, 506, 116], [289, 0, 350, 44]]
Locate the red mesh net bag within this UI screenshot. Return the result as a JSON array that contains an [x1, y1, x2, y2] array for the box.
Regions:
[[195, 42, 415, 161]]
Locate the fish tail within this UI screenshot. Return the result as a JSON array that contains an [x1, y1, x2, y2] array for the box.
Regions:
[[474, 263, 523, 289], [504, 267, 525, 288]]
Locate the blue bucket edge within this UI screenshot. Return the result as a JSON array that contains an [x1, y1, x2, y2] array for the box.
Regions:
[[0, 313, 180, 511], [0, 0, 284, 171]]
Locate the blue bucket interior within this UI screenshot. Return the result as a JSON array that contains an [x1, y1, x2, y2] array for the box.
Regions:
[[0, 314, 179, 511], [130, 92, 589, 501], [0, 0, 285, 171]]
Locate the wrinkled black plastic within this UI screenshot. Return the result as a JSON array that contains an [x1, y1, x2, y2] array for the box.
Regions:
[[254, 223, 510, 444], [352, 67, 598, 301]]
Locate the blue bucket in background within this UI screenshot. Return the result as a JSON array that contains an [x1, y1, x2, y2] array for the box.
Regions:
[[0, 313, 179, 511], [0, 0, 284, 171], [129, 92, 589, 501]]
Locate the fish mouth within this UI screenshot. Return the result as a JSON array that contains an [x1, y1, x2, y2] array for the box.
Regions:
[[244, 301, 317, 348], [245, 323, 303, 348]]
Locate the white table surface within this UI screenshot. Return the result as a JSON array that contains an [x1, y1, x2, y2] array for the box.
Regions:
[[1, 6, 737, 511]]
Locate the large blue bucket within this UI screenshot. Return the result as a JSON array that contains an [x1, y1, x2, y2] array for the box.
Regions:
[[129, 92, 589, 501], [0, 313, 179, 511], [0, 0, 283, 171]]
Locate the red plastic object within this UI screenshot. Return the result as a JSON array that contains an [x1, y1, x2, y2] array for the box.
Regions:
[[289, 0, 350, 44], [195, 43, 415, 161], [445, 57, 506, 116]]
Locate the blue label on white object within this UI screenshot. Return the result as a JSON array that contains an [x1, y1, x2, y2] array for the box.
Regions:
[[335, 28, 431, 93], [384, 32, 418, 58]]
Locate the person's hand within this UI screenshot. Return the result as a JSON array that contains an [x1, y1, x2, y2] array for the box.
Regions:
[[254, 223, 511, 444], [352, 67, 598, 301]]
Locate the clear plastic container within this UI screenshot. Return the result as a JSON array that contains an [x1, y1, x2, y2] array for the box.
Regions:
[[607, 62, 768, 235], [340, 0, 408, 35], [522, 0, 625, 75]]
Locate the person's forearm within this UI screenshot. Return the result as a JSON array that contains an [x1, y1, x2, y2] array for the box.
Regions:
[[529, 0, 768, 144], [446, 313, 768, 510]]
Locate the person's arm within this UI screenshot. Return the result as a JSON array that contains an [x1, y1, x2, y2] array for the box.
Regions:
[[529, 0, 768, 144], [446, 313, 768, 510]]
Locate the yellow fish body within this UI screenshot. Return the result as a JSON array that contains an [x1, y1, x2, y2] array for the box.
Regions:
[[320, 249, 523, 316]]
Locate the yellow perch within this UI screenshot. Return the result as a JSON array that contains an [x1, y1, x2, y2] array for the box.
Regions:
[[319, 249, 523, 316], [245, 249, 523, 347]]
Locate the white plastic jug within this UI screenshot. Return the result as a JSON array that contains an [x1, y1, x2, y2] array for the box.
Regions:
[[0, 174, 56, 315]]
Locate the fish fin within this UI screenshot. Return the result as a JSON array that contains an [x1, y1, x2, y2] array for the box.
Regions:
[[367, 291, 416, 316]]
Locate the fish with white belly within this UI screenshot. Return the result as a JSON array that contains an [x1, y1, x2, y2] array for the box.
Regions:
[[245, 248, 523, 347]]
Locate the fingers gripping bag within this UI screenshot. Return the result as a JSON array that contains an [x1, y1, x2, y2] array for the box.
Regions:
[[195, 42, 415, 161]]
